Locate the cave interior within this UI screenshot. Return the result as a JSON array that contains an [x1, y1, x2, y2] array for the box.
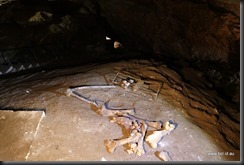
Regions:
[[0, 0, 241, 161]]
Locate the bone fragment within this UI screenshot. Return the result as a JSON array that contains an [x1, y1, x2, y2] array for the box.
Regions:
[[146, 121, 175, 149], [126, 143, 138, 154], [147, 121, 163, 129], [104, 129, 142, 153], [66, 88, 72, 97], [156, 150, 173, 161]]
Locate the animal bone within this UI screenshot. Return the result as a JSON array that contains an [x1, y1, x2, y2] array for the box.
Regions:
[[104, 129, 142, 153], [126, 142, 138, 154], [134, 121, 147, 156], [67, 86, 135, 116], [66, 84, 176, 159], [104, 119, 148, 156], [66, 88, 98, 107], [109, 114, 163, 139], [108, 114, 163, 156], [68, 85, 116, 91], [108, 115, 149, 156], [66, 85, 116, 107], [122, 113, 163, 129], [145, 121, 175, 149], [146, 121, 163, 129], [97, 102, 135, 116], [156, 150, 173, 161], [110, 115, 133, 126]]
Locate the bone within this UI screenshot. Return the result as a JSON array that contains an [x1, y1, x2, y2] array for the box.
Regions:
[[147, 121, 163, 129], [69, 85, 116, 90], [108, 116, 148, 156], [122, 113, 163, 129], [66, 84, 176, 159], [97, 102, 135, 116], [104, 129, 142, 153], [108, 114, 164, 155], [135, 121, 148, 156], [66, 88, 72, 97], [146, 131, 164, 149], [145, 121, 175, 149], [156, 150, 173, 161], [66, 88, 98, 107], [125, 143, 138, 154], [67, 87, 135, 116], [110, 115, 133, 126], [66, 85, 116, 108]]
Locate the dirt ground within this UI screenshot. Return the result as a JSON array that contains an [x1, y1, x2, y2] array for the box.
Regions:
[[0, 59, 240, 161]]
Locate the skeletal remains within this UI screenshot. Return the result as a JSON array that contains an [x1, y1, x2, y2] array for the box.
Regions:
[[66, 84, 176, 160]]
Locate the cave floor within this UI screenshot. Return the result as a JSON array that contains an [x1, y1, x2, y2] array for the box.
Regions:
[[0, 59, 238, 161]]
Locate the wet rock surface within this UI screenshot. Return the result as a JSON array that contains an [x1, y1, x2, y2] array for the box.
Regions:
[[0, 59, 240, 161]]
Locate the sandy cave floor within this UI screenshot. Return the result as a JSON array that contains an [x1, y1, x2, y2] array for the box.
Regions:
[[0, 59, 238, 161]]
